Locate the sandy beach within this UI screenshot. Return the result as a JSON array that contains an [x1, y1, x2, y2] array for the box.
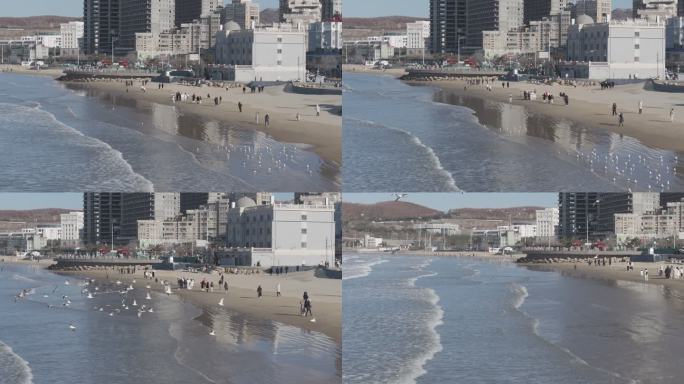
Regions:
[[61, 78, 341, 165], [409, 77, 684, 153], [0, 64, 65, 78], [520, 258, 684, 294], [58, 266, 341, 343], [0, 256, 340, 342]]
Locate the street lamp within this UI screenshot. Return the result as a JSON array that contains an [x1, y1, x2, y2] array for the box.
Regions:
[[586, 199, 600, 245]]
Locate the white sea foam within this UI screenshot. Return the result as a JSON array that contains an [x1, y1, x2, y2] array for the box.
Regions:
[[346, 117, 461, 192], [398, 260, 445, 384], [0, 341, 33, 384], [343, 258, 388, 280], [0, 102, 154, 191]]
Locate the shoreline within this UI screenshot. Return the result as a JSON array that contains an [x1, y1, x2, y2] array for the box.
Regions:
[[346, 251, 684, 296], [519, 259, 684, 296], [1, 258, 340, 343], [405, 77, 684, 154], [60, 79, 342, 167], [342, 65, 406, 78]]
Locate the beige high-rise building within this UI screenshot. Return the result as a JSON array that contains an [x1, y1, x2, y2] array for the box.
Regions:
[[576, 0, 613, 23], [223, 0, 260, 30]]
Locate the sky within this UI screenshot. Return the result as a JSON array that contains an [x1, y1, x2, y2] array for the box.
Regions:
[[2, 0, 280, 17], [343, 193, 557, 212], [0, 193, 82, 210], [344, 0, 634, 17]]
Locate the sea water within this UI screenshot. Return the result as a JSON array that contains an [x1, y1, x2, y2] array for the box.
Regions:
[[343, 254, 684, 384]]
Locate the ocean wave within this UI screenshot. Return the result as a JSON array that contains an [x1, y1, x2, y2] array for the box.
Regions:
[[345, 117, 461, 192], [343, 258, 388, 280], [400, 261, 444, 384], [0, 341, 33, 384], [0, 102, 154, 191], [509, 283, 634, 382]]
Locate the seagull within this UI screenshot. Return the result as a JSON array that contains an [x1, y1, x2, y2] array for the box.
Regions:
[[218, 298, 224, 306], [87, 293, 93, 299], [109, 312, 114, 317], [64, 281, 70, 285], [209, 330, 215, 336], [132, 300, 138, 307], [69, 324, 76, 331], [310, 318, 316, 323], [146, 292, 151, 300], [393, 193, 408, 202]]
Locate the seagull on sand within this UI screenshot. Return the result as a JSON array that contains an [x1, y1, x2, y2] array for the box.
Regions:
[[218, 298, 224, 306], [69, 324, 76, 331], [209, 330, 215, 336]]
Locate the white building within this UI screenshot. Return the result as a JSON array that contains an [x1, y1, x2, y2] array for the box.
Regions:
[[60, 211, 84, 246], [564, 18, 667, 79], [633, 0, 679, 22], [224, 197, 335, 267], [413, 222, 460, 236], [498, 224, 537, 246], [308, 21, 342, 51], [536, 207, 559, 239], [215, 23, 307, 82], [279, 0, 322, 25], [407, 20, 430, 56], [368, 35, 408, 49], [60, 21, 84, 56], [136, 22, 201, 59], [576, 0, 613, 23], [363, 234, 383, 248]]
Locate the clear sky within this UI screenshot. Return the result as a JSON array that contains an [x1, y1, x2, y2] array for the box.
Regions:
[[344, 0, 634, 17], [343, 193, 557, 212], [0, 193, 82, 210], [2, 0, 280, 17]]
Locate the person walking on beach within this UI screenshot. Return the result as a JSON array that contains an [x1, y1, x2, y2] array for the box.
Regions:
[[238, 101, 243, 112], [316, 104, 320, 117], [670, 108, 675, 122], [303, 298, 313, 317], [638, 100, 643, 114], [264, 113, 270, 128], [257, 285, 262, 298], [276, 283, 281, 297], [618, 112, 625, 127], [612, 103, 618, 116], [296, 112, 300, 121]]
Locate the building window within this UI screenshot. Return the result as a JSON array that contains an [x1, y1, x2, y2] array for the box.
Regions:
[[635, 31, 640, 37], [301, 214, 307, 220], [634, 44, 639, 49], [301, 242, 307, 248], [277, 37, 282, 42], [277, 49, 282, 54], [277, 60, 282, 65], [301, 228, 307, 234], [634, 56, 639, 62]]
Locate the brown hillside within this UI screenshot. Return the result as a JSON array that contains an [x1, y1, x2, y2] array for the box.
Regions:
[[447, 207, 541, 222], [0, 16, 81, 29], [0, 208, 78, 225], [342, 201, 442, 222]]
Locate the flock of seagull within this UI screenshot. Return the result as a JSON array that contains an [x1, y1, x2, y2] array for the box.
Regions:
[[572, 148, 681, 191], [195, 140, 318, 178]]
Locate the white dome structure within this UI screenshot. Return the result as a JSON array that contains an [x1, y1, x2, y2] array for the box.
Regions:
[[236, 197, 257, 208], [576, 14, 595, 25]]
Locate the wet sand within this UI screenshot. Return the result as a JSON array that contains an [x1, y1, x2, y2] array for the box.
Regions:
[[61, 79, 341, 165], [412, 78, 684, 154], [56, 267, 341, 343], [520, 259, 684, 295]]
